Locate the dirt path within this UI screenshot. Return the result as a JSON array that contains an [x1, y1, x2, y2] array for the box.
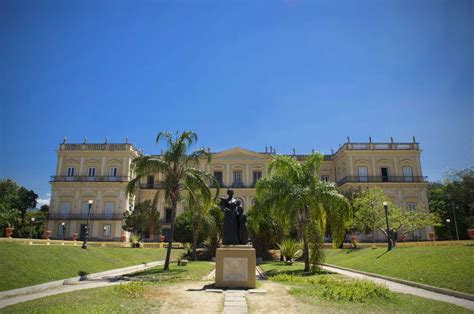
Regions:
[[246, 281, 314, 314], [157, 281, 223, 313]]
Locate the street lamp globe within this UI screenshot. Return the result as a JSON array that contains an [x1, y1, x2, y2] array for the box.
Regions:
[[88, 199, 94, 205], [446, 219, 451, 223]]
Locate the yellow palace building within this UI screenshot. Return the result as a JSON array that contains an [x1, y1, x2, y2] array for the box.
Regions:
[[46, 137, 429, 242]]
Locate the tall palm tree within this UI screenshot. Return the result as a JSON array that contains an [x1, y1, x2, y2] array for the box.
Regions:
[[127, 131, 217, 271], [256, 153, 349, 272]]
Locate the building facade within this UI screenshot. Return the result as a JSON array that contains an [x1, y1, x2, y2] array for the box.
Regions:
[[47, 138, 429, 242]]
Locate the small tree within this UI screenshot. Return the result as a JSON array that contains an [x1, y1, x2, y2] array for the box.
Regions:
[[256, 154, 350, 272], [122, 200, 162, 239], [352, 188, 440, 247]]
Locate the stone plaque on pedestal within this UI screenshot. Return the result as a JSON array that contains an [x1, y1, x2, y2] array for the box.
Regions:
[[215, 245, 256, 289]]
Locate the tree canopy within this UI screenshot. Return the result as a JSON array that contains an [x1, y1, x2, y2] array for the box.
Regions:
[[428, 168, 474, 239], [122, 200, 161, 239], [126, 131, 217, 271], [0, 179, 41, 237], [352, 188, 440, 246], [255, 153, 349, 272]]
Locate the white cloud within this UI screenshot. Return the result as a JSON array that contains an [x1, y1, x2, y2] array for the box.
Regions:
[[37, 196, 50, 207]]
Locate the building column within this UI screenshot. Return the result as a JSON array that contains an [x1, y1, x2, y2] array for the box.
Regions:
[[122, 156, 127, 177], [226, 164, 230, 186], [96, 190, 102, 216], [119, 190, 126, 213], [114, 221, 122, 239], [74, 190, 80, 214], [349, 156, 354, 176], [70, 221, 77, 236], [371, 156, 376, 177], [100, 157, 106, 176], [393, 156, 399, 176], [79, 157, 84, 176], [245, 164, 250, 186], [56, 155, 63, 176]]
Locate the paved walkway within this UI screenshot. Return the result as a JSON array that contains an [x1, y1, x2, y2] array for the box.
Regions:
[[321, 265, 474, 311], [0, 279, 125, 309], [223, 290, 248, 314], [0, 261, 165, 310]]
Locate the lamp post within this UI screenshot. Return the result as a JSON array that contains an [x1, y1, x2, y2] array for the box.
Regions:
[[446, 219, 451, 240], [383, 201, 392, 251], [61, 222, 66, 240], [103, 226, 107, 240], [451, 202, 460, 241], [82, 200, 93, 249], [29, 217, 35, 239]]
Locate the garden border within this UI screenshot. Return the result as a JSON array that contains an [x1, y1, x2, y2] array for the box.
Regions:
[[322, 263, 474, 301]]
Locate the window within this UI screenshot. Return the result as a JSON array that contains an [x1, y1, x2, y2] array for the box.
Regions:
[[407, 203, 417, 212], [67, 167, 75, 177], [109, 167, 117, 177], [82, 202, 90, 219], [321, 175, 329, 182], [57, 224, 66, 237], [358, 167, 368, 182], [403, 167, 413, 182], [87, 167, 96, 177], [103, 224, 111, 238], [252, 171, 262, 185], [60, 202, 70, 219], [233, 171, 243, 187], [214, 171, 223, 186], [146, 175, 155, 188], [381, 167, 389, 182], [104, 202, 114, 219]]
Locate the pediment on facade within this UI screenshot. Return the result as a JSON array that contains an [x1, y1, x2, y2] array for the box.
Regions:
[[213, 147, 268, 160]]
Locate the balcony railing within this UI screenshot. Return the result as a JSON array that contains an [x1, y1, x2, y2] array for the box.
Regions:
[[211, 182, 256, 189], [59, 143, 137, 151], [48, 213, 124, 220], [50, 176, 130, 182], [333, 142, 419, 156], [337, 176, 427, 185], [139, 181, 257, 189]]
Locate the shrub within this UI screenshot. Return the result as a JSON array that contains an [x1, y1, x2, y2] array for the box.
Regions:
[[319, 279, 391, 302], [181, 242, 192, 260], [130, 233, 141, 248], [273, 274, 392, 302], [278, 238, 302, 262]]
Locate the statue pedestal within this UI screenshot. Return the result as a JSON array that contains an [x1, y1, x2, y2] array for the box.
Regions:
[[215, 245, 256, 289]]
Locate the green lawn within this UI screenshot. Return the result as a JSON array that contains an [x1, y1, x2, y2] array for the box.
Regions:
[[1, 261, 215, 313], [126, 260, 215, 283], [260, 261, 471, 313], [0, 242, 181, 291], [324, 246, 474, 294]]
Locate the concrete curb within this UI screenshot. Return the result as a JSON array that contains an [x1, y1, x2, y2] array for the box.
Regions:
[[0, 260, 166, 299], [322, 263, 474, 301]]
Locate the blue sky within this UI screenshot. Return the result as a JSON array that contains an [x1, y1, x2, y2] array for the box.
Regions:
[[1, 0, 473, 206]]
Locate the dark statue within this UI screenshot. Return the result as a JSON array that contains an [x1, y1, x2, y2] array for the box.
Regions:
[[220, 189, 249, 245]]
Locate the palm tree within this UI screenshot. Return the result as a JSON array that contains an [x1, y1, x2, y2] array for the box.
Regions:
[[256, 153, 349, 272], [183, 189, 216, 261], [127, 131, 217, 271]]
